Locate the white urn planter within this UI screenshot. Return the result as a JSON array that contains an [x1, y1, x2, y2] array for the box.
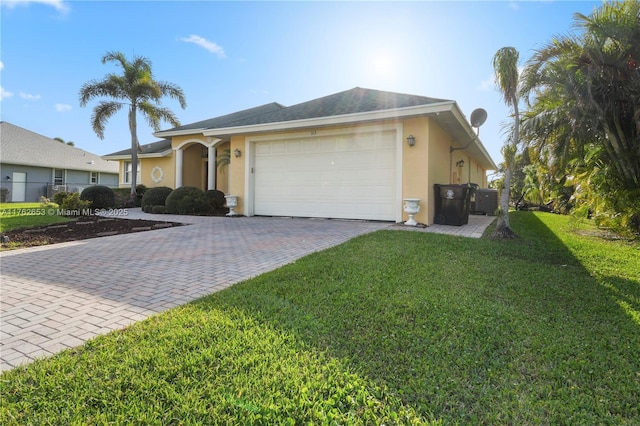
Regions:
[[224, 195, 238, 216], [403, 198, 421, 226]]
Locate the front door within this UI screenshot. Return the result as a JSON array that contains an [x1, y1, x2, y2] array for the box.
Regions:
[[12, 172, 26, 202]]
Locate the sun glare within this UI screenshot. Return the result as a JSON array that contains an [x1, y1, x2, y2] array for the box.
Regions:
[[373, 54, 394, 76]]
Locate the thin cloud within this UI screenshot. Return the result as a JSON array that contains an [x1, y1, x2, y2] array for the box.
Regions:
[[477, 74, 494, 91], [0, 87, 13, 100], [20, 92, 42, 100], [180, 35, 226, 58], [55, 103, 72, 112], [0, 61, 4, 71], [1, 0, 70, 13]]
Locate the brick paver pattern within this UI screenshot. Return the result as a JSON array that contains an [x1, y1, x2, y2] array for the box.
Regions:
[[0, 215, 390, 371], [0, 211, 494, 371]]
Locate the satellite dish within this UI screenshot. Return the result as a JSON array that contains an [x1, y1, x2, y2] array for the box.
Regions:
[[470, 108, 488, 128]]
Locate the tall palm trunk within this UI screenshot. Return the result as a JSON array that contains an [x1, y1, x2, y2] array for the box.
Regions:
[[494, 102, 519, 238], [491, 46, 521, 239], [128, 106, 139, 198]]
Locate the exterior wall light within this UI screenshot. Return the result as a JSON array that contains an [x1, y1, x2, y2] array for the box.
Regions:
[[234, 148, 242, 158], [456, 159, 465, 168], [406, 135, 416, 147]]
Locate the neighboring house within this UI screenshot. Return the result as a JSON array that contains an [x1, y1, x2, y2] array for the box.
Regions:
[[103, 87, 497, 225], [0, 121, 119, 202]]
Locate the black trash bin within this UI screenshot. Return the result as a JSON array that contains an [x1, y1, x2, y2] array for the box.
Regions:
[[434, 184, 473, 226]]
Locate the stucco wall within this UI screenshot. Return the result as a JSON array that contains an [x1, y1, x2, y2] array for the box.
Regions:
[[228, 135, 246, 213], [401, 117, 430, 225], [215, 142, 230, 194], [180, 144, 201, 188], [449, 151, 486, 187], [137, 156, 175, 189]]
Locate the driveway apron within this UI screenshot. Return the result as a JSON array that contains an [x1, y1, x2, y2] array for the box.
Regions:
[[1, 215, 389, 371]]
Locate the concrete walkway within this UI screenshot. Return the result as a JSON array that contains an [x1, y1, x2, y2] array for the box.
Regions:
[[396, 214, 496, 238], [1, 211, 494, 371]]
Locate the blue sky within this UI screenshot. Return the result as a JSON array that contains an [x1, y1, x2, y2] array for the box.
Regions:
[[1, 0, 603, 167]]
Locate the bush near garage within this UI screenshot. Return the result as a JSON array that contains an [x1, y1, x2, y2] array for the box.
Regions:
[[80, 185, 115, 210], [134, 184, 147, 207], [112, 185, 147, 208], [141, 187, 174, 213], [205, 189, 227, 211], [112, 189, 130, 208], [165, 186, 210, 215], [151, 205, 167, 214]]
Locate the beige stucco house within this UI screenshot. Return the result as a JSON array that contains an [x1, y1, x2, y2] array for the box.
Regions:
[[103, 88, 497, 225]]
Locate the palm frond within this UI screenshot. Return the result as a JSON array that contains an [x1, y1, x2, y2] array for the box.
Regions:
[[138, 102, 181, 131], [90, 101, 123, 139]]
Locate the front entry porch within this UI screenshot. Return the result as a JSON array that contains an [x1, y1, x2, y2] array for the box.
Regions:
[[174, 141, 229, 193]]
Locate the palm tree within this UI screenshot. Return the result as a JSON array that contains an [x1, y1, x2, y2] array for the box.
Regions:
[[79, 51, 187, 197], [491, 46, 521, 238], [521, 0, 640, 232]]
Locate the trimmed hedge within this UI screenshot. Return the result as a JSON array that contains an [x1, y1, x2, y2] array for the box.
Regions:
[[205, 189, 226, 210], [165, 186, 210, 215], [151, 205, 167, 214], [80, 185, 115, 210], [141, 187, 173, 213]]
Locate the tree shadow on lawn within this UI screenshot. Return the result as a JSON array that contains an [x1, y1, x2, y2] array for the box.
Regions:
[[194, 211, 640, 424]]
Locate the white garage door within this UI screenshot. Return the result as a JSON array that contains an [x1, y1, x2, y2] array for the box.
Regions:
[[253, 129, 397, 220]]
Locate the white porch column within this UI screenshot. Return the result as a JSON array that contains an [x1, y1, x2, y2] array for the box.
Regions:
[[175, 148, 183, 188], [207, 146, 215, 190]]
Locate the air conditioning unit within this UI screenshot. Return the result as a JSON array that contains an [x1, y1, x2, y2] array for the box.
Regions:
[[474, 189, 499, 216], [47, 184, 68, 198]]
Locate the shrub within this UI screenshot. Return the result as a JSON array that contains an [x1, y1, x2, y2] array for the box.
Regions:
[[112, 189, 130, 208], [80, 185, 115, 210], [165, 186, 210, 215], [151, 205, 166, 214], [141, 186, 173, 213], [53, 191, 71, 205], [134, 184, 147, 207], [205, 189, 226, 210], [59, 193, 91, 215]]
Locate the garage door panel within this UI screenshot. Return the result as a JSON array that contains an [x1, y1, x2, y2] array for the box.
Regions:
[[254, 130, 397, 220]]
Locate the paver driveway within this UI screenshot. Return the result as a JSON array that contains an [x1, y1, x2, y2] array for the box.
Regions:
[[1, 214, 389, 371]]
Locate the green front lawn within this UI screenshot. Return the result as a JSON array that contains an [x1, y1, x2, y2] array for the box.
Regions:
[[0, 202, 69, 232], [1, 212, 638, 424]]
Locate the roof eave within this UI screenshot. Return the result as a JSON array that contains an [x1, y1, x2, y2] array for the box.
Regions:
[[448, 103, 498, 171], [201, 101, 457, 137], [102, 149, 173, 160], [153, 127, 208, 138]]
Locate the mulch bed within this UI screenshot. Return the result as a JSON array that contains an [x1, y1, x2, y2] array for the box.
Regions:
[[1, 216, 184, 249]]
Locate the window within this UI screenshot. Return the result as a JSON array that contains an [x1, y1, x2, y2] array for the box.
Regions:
[[124, 161, 141, 184], [54, 169, 64, 185], [90, 172, 99, 184]]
